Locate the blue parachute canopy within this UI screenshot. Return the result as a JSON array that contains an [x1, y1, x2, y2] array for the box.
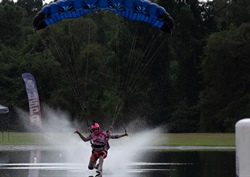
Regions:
[[33, 0, 174, 33]]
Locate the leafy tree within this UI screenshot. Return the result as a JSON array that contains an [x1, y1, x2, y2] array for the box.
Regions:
[[4, 0, 250, 133], [228, 0, 250, 26], [163, 1, 204, 131], [16, 0, 43, 17], [200, 23, 250, 132], [0, 2, 26, 46]]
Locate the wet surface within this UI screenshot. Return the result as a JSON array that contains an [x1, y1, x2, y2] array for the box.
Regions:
[[0, 162, 173, 176], [0, 145, 236, 177]]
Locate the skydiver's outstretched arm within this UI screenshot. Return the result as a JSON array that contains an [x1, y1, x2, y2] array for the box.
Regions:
[[110, 130, 128, 139], [74, 130, 90, 142]]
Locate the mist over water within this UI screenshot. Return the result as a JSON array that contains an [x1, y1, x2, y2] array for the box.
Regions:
[[103, 128, 161, 174], [7, 106, 236, 177], [17, 105, 163, 175]]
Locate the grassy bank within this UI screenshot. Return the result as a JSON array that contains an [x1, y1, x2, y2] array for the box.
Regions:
[[0, 132, 235, 146], [158, 133, 235, 146]]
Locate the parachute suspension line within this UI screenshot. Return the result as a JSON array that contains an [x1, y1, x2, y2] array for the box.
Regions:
[[45, 32, 89, 132], [126, 32, 168, 93], [49, 36, 77, 96], [133, 33, 168, 84], [111, 24, 168, 128], [68, 22, 86, 113], [118, 24, 140, 108], [121, 24, 140, 97], [119, 24, 157, 102], [122, 26, 154, 93], [83, 22, 91, 113], [131, 31, 161, 76], [40, 24, 87, 117], [115, 14, 120, 101], [48, 35, 86, 112], [122, 24, 160, 99], [111, 21, 141, 128], [112, 16, 139, 128], [112, 14, 124, 129], [81, 22, 92, 128], [38, 32, 80, 107], [112, 28, 169, 128]]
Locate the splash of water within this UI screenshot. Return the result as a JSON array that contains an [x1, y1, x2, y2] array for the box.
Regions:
[[104, 128, 162, 174], [17, 105, 163, 175]]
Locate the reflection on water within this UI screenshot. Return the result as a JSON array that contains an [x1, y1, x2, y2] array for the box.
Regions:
[[28, 150, 41, 177], [143, 151, 236, 177], [0, 148, 235, 177]]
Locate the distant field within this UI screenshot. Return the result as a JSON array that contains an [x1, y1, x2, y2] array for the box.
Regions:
[[0, 132, 235, 146], [158, 133, 235, 146]]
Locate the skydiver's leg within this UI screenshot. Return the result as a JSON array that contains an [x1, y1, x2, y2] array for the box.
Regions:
[[96, 150, 107, 173], [88, 151, 98, 170], [96, 155, 103, 173]]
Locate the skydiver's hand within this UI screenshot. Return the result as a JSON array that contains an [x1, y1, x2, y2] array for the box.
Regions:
[[74, 127, 80, 134], [124, 130, 128, 136]]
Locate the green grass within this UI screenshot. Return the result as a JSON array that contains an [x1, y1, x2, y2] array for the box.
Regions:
[[157, 133, 235, 146], [0, 132, 235, 146], [0, 132, 70, 145]]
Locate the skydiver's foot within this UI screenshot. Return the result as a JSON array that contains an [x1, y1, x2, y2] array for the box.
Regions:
[[95, 173, 102, 177], [96, 169, 102, 174]]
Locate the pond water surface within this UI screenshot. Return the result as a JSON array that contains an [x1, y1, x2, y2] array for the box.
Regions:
[[0, 146, 235, 177]]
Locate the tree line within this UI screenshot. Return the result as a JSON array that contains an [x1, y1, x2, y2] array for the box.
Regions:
[[0, 0, 250, 133]]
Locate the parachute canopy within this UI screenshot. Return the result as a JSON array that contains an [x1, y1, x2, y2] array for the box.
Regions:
[[33, 0, 174, 33]]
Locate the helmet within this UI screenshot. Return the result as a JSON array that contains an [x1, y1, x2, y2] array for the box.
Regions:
[[91, 122, 100, 129], [91, 122, 100, 134]]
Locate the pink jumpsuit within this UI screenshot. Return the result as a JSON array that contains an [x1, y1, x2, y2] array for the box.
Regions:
[[84, 131, 119, 169]]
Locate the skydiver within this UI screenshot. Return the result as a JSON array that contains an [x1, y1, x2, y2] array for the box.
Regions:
[[74, 122, 128, 174]]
